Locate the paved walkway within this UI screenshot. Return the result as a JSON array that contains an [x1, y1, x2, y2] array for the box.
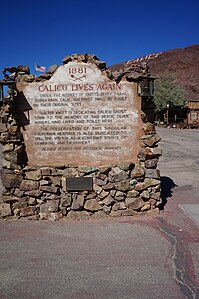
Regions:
[[0, 127, 199, 299]]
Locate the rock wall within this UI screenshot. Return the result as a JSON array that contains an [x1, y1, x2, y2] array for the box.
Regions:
[[0, 54, 162, 220]]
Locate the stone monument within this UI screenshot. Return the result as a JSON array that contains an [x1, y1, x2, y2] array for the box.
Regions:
[[0, 54, 162, 220]]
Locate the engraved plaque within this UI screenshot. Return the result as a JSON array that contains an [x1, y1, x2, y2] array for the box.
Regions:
[[67, 177, 93, 191], [17, 61, 142, 166]]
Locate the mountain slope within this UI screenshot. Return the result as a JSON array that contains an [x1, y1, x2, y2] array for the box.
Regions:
[[109, 45, 199, 101]]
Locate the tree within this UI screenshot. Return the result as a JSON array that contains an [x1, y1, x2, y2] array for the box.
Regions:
[[153, 75, 186, 112]]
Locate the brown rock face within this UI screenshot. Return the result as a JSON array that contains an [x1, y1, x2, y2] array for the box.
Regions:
[[109, 44, 199, 101]]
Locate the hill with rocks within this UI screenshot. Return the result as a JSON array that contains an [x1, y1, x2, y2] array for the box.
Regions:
[[109, 44, 199, 101]]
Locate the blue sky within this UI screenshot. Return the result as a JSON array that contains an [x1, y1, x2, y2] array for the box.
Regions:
[[0, 0, 198, 77]]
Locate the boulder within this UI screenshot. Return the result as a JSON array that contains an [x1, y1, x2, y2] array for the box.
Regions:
[[141, 134, 161, 147], [108, 167, 128, 182], [40, 185, 59, 194], [141, 203, 151, 211], [101, 195, 115, 206], [24, 189, 42, 197], [135, 179, 160, 191], [91, 211, 108, 218], [126, 197, 145, 210], [103, 205, 112, 214], [2, 159, 21, 170], [20, 206, 38, 217], [0, 123, 7, 133], [40, 200, 59, 213], [102, 182, 113, 190], [84, 199, 102, 211], [113, 180, 130, 191], [115, 191, 126, 202], [127, 190, 139, 198], [1, 172, 23, 188], [71, 195, 84, 210], [67, 210, 90, 220], [60, 194, 72, 207], [142, 122, 156, 135], [62, 55, 72, 64], [145, 169, 160, 179], [117, 162, 135, 171], [122, 209, 138, 216], [25, 170, 42, 181], [140, 190, 150, 199], [130, 163, 145, 178], [110, 210, 122, 217], [95, 177, 108, 186], [98, 190, 109, 199], [144, 158, 159, 169], [0, 203, 12, 217], [48, 65, 59, 74], [2, 143, 14, 153], [20, 180, 39, 191], [41, 167, 51, 176], [112, 202, 126, 211]]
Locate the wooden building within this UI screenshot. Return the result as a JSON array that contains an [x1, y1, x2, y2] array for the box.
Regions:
[[187, 100, 199, 125]]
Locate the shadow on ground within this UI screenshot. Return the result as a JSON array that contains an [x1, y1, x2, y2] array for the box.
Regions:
[[160, 176, 177, 209]]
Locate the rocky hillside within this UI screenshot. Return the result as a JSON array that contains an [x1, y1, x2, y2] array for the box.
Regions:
[[109, 44, 199, 101]]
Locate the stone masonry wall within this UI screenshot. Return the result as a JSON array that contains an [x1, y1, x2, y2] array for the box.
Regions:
[[0, 54, 162, 220]]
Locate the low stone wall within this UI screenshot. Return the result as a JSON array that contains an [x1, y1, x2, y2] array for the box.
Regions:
[[0, 108, 161, 220]]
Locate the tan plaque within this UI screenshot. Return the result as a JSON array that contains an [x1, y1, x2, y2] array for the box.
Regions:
[[17, 62, 142, 166]]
